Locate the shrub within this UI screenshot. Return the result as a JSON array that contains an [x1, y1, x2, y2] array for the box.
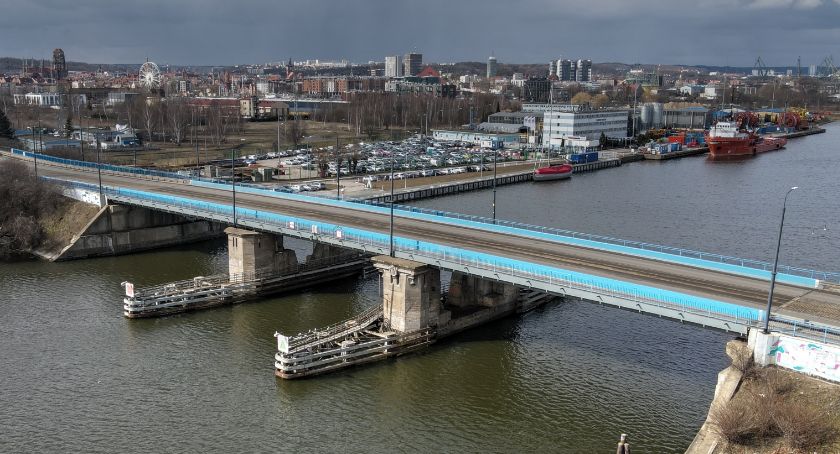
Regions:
[[0, 159, 62, 257], [759, 368, 796, 397], [773, 399, 836, 451], [709, 400, 759, 446]]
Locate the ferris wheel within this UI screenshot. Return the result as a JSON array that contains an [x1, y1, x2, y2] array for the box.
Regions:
[[138, 61, 161, 90]]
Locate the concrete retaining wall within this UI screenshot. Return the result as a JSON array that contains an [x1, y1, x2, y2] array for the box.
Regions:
[[54, 204, 224, 260], [749, 330, 840, 382]]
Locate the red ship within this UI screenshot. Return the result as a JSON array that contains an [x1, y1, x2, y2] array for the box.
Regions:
[[706, 122, 787, 158]]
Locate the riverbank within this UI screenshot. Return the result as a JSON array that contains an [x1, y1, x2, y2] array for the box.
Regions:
[[688, 339, 840, 453]]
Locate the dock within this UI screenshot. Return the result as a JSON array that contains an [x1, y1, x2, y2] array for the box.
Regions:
[[123, 253, 369, 318], [643, 146, 709, 161], [274, 287, 557, 379], [364, 158, 621, 203]]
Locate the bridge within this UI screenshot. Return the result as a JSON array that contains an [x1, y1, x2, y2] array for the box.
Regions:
[[6, 149, 840, 351]]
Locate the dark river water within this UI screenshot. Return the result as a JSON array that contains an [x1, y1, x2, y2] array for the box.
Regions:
[[2, 124, 838, 453]]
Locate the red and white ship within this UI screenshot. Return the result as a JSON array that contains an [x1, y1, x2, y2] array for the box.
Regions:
[[533, 163, 573, 181], [705, 122, 787, 158]]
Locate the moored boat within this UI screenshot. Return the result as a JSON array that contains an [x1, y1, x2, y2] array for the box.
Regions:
[[533, 163, 573, 181], [706, 121, 787, 158]]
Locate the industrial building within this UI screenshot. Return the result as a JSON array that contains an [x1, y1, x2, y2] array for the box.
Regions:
[[542, 109, 629, 146], [431, 130, 520, 148], [523, 78, 551, 103], [385, 56, 403, 77], [638, 103, 711, 130]]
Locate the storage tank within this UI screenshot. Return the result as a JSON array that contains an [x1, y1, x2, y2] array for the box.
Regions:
[[652, 103, 664, 128], [640, 104, 654, 129]]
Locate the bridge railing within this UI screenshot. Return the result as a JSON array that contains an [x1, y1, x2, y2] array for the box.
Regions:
[[67, 180, 762, 331], [348, 199, 840, 285], [63, 179, 840, 344], [18, 146, 840, 285]]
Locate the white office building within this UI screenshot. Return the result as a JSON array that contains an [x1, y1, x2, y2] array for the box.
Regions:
[[385, 55, 403, 77], [542, 109, 629, 147]]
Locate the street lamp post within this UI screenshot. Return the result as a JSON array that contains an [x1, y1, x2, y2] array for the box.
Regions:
[[389, 152, 395, 257], [231, 150, 237, 226], [492, 149, 498, 223], [763, 186, 798, 334], [335, 137, 341, 200], [96, 139, 104, 207]]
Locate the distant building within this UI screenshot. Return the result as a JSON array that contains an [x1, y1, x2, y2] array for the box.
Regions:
[[486, 56, 498, 78], [13, 92, 61, 106], [106, 92, 139, 106], [576, 59, 592, 82], [523, 78, 551, 103], [431, 130, 521, 148], [178, 80, 192, 94], [549, 60, 557, 77], [663, 106, 711, 129], [385, 55, 403, 77], [52, 48, 67, 80], [385, 77, 456, 97], [542, 109, 629, 146], [403, 53, 423, 77]]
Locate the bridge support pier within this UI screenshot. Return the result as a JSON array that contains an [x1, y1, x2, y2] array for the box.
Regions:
[[225, 227, 298, 276], [446, 271, 519, 308], [372, 255, 441, 333]]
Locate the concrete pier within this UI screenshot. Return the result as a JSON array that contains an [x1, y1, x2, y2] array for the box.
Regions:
[[123, 229, 367, 318], [373, 255, 441, 332], [273, 256, 557, 378]]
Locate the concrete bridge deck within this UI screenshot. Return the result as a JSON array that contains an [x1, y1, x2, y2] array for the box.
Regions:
[[12, 151, 840, 339]]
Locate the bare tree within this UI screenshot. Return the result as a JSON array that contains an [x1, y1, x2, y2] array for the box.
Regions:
[[165, 97, 190, 145]]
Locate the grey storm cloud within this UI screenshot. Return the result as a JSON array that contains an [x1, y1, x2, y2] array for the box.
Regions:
[[0, 0, 838, 67]]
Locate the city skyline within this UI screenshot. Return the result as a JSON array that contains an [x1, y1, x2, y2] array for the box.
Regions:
[[1, 0, 839, 67]]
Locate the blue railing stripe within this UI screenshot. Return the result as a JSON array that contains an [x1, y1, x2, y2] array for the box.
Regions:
[[57, 178, 762, 324], [19, 147, 836, 287]]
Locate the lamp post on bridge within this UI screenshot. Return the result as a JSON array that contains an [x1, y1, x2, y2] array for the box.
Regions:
[[389, 151, 395, 257], [763, 186, 798, 334], [231, 150, 237, 226], [96, 138, 104, 208]]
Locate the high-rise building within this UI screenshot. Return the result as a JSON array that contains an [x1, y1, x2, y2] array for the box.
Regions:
[[576, 59, 592, 81], [52, 48, 67, 79], [560, 59, 574, 81], [486, 56, 497, 78], [403, 53, 423, 77], [549, 60, 557, 77], [385, 55, 403, 77]]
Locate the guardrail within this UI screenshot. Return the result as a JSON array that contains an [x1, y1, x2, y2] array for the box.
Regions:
[[56, 179, 765, 332], [24, 147, 840, 286]]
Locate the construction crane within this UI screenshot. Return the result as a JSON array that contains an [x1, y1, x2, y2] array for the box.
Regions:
[[821, 56, 839, 78], [753, 56, 770, 78]]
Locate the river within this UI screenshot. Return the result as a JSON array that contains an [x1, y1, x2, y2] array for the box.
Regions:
[[2, 124, 838, 453]]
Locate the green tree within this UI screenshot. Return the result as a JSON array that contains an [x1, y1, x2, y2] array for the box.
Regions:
[[64, 115, 73, 138], [0, 109, 14, 139]]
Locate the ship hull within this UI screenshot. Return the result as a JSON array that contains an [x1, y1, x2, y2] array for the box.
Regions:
[[533, 164, 573, 181], [706, 136, 786, 158]]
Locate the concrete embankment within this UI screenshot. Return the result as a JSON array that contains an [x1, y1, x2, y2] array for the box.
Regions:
[[684, 340, 745, 454], [51, 203, 224, 261], [32, 195, 224, 261]]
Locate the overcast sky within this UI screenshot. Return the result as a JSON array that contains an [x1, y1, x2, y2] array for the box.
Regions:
[[2, 0, 838, 68]]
